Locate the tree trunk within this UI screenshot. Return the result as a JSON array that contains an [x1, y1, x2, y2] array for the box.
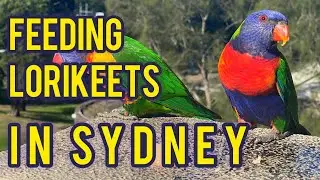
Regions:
[[199, 57, 212, 109], [10, 100, 21, 117], [21, 100, 26, 111], [199, 14, 211, 109], [201, 14, 208, 34]]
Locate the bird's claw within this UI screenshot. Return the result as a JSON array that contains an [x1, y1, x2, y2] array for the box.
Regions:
[[111, 107, 125, 113], [108, 108, 139, 121]]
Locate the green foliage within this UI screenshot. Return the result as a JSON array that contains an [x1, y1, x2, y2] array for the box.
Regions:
[[0, 104, 76, 150], [0, 0, 49, 88], [105, 0, 230, 73], [48, 0, 76, 15], [220, 0, 320, 69], [0, 67, 4, 89], [300, 107, 320, 136], [0, 0, 49, 49], [105, 0, 320, 71], [0, 0, 57, 89], [104, 0, 320, 133], [0, 67, 4, 102]]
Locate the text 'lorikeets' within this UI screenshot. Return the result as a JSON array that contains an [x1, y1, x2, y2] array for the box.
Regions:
[[218, 10, 310, 135], [53, 36, 221, 120]]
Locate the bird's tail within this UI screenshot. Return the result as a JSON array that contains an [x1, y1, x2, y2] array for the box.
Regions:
[[295, 124, 311, 135], [159, 96, 221, 120]]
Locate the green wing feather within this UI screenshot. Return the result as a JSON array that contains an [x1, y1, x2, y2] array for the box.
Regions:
[[113, 36, 221, 119], [276, 55, 310, 134]]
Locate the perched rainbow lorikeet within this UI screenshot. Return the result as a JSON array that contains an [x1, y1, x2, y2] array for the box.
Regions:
[[218, 10, 310, 137], [53, 36, 221, 120]]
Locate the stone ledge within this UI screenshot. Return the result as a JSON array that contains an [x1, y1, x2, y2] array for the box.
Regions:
[[0, 110, 319, 180]]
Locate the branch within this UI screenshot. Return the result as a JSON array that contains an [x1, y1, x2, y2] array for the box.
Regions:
[[224, 20, 242, 30], [296, 72, 320, 88]]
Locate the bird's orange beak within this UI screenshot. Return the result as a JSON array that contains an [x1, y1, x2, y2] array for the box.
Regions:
[[272, 23, 289, 46]]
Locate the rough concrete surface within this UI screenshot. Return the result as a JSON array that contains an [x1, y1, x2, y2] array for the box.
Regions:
[[0, 109, 319, 180]]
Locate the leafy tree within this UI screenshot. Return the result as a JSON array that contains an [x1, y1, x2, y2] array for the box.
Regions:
[[0, 67, 4, 103], [104, 0, 320, 128], [0, 67, 4, 89], [0, 0, 48, 116], [0, 0, 49, 49], [105, 0, 230, 108], [48, 0, 76, 15], [220, 0, 320, 69]]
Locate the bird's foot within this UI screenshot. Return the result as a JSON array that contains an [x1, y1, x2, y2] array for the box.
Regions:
[[237, 118, 257, 129], [123, 96, 141, 105], [234, 108, 257, 129], [111, 108, 128, 116], [123, 111, 129, 116], [110, 107, 125, 114], [108, 107, 139, 121]]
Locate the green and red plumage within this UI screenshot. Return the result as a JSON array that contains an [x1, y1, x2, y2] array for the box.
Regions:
[[53, 36, 221, 120], [218, 10, 310, 135], [113, 36, 221, 119]]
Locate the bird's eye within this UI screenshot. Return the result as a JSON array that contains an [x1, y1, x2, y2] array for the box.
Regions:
[[259, 15, 268, 22]]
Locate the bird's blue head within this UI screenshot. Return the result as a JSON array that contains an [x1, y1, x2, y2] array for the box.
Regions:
[[231, 10, 289, 59]]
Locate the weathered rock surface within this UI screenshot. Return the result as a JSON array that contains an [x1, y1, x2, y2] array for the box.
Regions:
[[0, 109, 319, 180]]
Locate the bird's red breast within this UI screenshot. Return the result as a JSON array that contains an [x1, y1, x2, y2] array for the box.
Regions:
[[218, 43, 280, 96]]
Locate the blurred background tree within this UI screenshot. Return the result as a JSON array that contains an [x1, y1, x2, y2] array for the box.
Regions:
[[0, 0, 49, 116], [0, 67, 4, 102], [0, 0, 76, 116], [105, 0, 320, 134]]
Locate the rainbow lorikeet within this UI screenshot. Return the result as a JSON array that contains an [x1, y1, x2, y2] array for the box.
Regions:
[[53, 36, 221, 120], [218, 10, 310, 137]]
